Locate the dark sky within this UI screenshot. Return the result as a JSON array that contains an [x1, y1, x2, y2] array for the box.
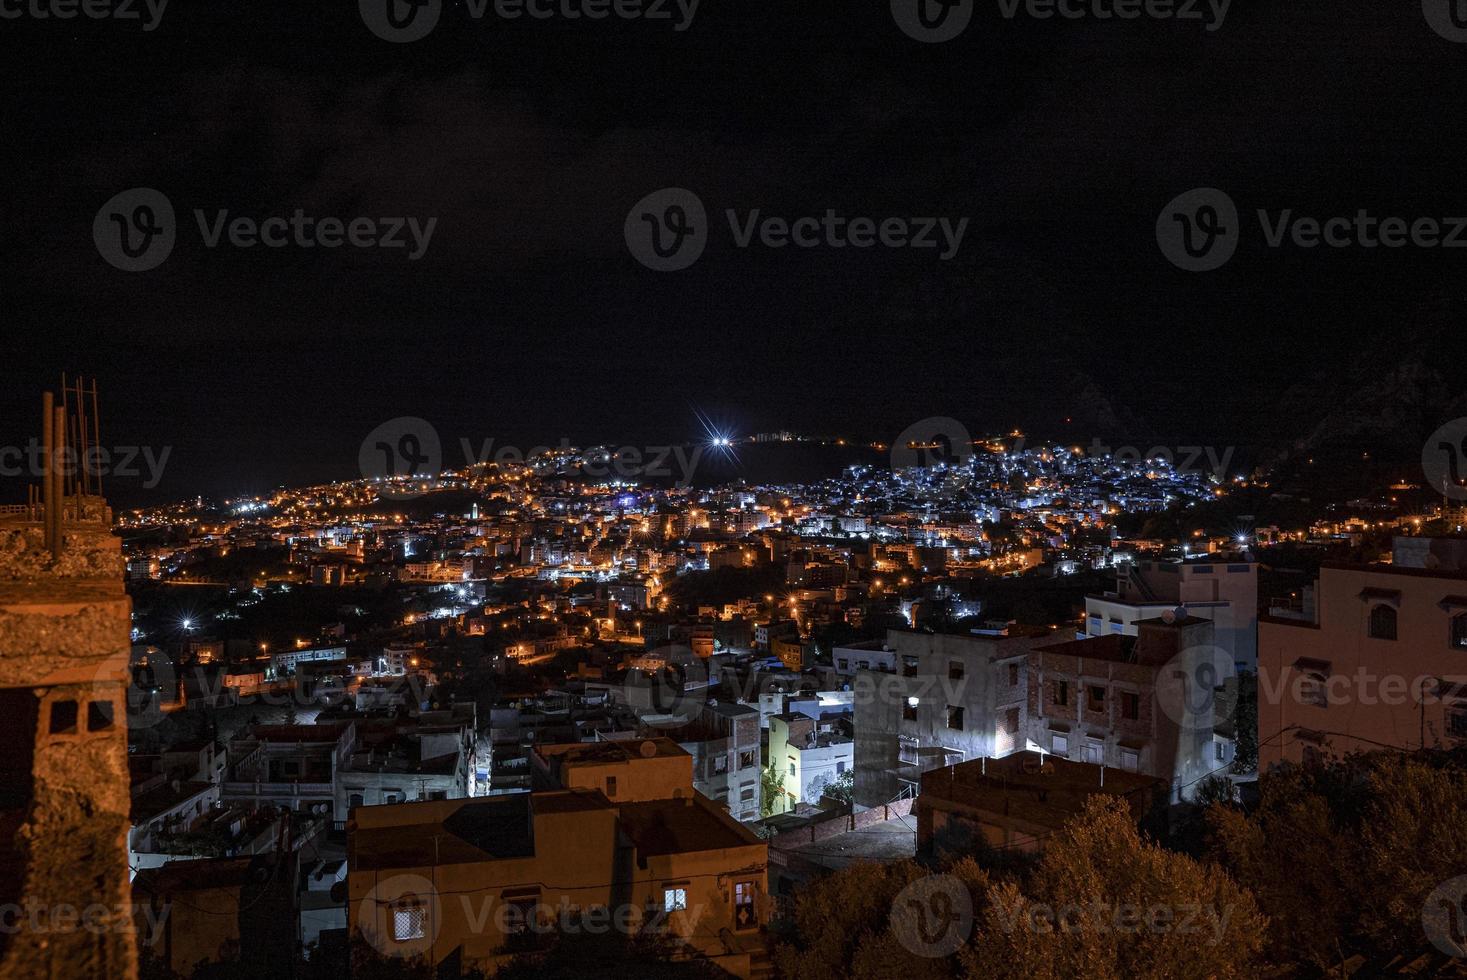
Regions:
[[4, 1, 1467, 505]]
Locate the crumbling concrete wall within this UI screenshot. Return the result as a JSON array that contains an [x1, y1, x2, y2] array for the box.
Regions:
[[0, 521, 138, 980]]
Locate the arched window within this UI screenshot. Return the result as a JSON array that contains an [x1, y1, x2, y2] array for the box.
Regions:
[[1452, 613, 1467, 650], [1369, 604, 1398, 641]]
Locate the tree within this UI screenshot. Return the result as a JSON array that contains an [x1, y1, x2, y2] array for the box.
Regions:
[[1230, 671, 1257, 773], [1208, 751, 1467, 969], [774, 797, 1265, 980], [962, 796, 1266, 980], [760, 760, 787, 818]]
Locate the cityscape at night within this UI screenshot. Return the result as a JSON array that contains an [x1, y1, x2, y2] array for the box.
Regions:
[[8, 2, 1467, 979]]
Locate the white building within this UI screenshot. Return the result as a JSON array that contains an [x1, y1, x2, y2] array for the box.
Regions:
[[1083, 558, 1258, 669]]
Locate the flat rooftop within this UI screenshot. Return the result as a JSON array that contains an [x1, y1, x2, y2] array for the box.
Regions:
[[920, 751, 1162, 832]]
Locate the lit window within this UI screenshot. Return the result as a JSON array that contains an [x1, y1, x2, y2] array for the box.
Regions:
[[1119, 749, 1138, 771], [663, 887, 688, 912], [392, 904, 426, 942]]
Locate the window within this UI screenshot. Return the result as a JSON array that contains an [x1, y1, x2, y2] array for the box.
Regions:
[[48, 700, 78, 735], [1369, 604, 1397, 641], [788, 761, 796, 776], [1119, 748, 1139, 771], [1052, 732, 1068, 754], [663, 887, 688, 912], [740, 786, 755, 802], [1450, 706, 1467, 739], [739, 750, 756, 770], [1301, 672, 1329, 708], [87, 700, 114, 731], [1007, 664, 1019, 686], [1082, 741, 1103, 764], [949, 661, 964, 680], [392, 904, 426, 942], [902, 656, 919, 677], [349, 793, 364, 809], [1087, 686, 1106, 712], [947, 705, 964, 731], [836, 760, 847, 774], [838, 659, 850, 671], [1453, 614, 1467, 649], [503, 894, 540, 935], [605, 776, 617, 798], [1053, 680, 1069, 707], [734, 881, 757, 931], [903, 697, 918, 722], [712, 755, 728, 775], [1121, 692, 1139, 721]]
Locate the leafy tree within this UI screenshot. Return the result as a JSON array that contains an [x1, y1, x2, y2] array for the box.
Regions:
[[1208, 751, 1467, 969], [962, 796, 1266, 980], [775, 797, 1264, 980], [760, 760, 788, 818]]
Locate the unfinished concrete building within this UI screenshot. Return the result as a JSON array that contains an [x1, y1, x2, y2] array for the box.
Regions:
[[0, 388, 138, 980]]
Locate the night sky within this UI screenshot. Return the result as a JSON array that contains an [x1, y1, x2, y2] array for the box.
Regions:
[[4, 1, 1466, 504]]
